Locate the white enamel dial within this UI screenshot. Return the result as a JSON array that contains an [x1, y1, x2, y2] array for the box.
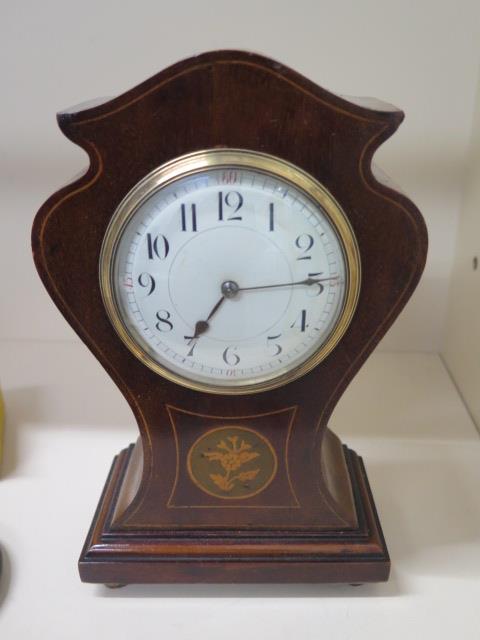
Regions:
[[101, 150, 360, 394]]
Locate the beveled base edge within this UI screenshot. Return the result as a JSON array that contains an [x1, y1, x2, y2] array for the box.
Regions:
[[79, 445, 390, 584]]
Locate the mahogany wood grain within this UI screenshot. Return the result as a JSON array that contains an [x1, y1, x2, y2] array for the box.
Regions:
[[32, 50, 427, 584]]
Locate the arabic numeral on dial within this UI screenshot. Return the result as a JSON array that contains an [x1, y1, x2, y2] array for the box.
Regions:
[[267, 334, 282, 356], [146, 233, 169, 260], [268, 203, 274, 231], [186, 340, 196, 357], [137, 272, 156, 296], [180, 203, 197, 231], [291, 309, 308, 332], [295, 234, 314, 260], [222, 346, 240, 366], [221, 170, 237, 184], [218, 191, 243, 221], [307, 272, 324, 296], [155, 310, 173, 331]]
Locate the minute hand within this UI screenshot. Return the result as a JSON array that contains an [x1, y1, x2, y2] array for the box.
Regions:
[[238, 276, 339, 292]]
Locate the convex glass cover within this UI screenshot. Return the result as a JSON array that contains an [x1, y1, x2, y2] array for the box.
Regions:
[[100, 149, 360, 393]]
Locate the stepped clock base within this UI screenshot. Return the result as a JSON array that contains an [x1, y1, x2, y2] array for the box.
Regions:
[[79, 444, 389, 584]]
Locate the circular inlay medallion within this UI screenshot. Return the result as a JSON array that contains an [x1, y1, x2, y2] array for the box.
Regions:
[[187, 426, 277, 499]]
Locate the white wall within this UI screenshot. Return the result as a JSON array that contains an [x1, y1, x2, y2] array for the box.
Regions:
[[443, 69, 480, 426], [2, 0, 480, 350]]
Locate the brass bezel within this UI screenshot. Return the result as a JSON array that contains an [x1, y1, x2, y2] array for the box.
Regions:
[[99, 149, 361, 395]]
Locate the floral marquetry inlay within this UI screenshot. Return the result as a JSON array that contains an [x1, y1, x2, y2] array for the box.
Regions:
[[187, 427, 278, 499]]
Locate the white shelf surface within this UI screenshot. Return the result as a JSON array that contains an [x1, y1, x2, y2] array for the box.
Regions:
[[0, 342, 479, 639]]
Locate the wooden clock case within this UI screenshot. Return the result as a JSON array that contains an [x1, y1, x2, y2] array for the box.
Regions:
[[32, 51, 427, 584]]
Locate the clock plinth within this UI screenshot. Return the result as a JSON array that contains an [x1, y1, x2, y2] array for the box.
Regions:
[[79, 407, 391, 584], [32, 50, 427, 586], [79, 441, 389, 584]]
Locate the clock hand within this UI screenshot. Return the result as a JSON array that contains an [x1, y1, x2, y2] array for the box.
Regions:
[[206, 295, 226, 321], [183, 276, 338, 344], [237, 276, 339, 292], [185, 295, 226, 343]]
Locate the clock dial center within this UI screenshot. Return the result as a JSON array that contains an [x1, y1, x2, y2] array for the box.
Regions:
[[167, 225, 293, 343], [221, 280, 240, 298]]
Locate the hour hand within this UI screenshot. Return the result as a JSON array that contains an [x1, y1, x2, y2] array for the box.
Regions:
[[184, 320, 209, 343], [184, 295, 226, 343]]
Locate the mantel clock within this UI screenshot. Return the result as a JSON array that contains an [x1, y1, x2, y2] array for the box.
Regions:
[[32, 51, 427, 585]]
